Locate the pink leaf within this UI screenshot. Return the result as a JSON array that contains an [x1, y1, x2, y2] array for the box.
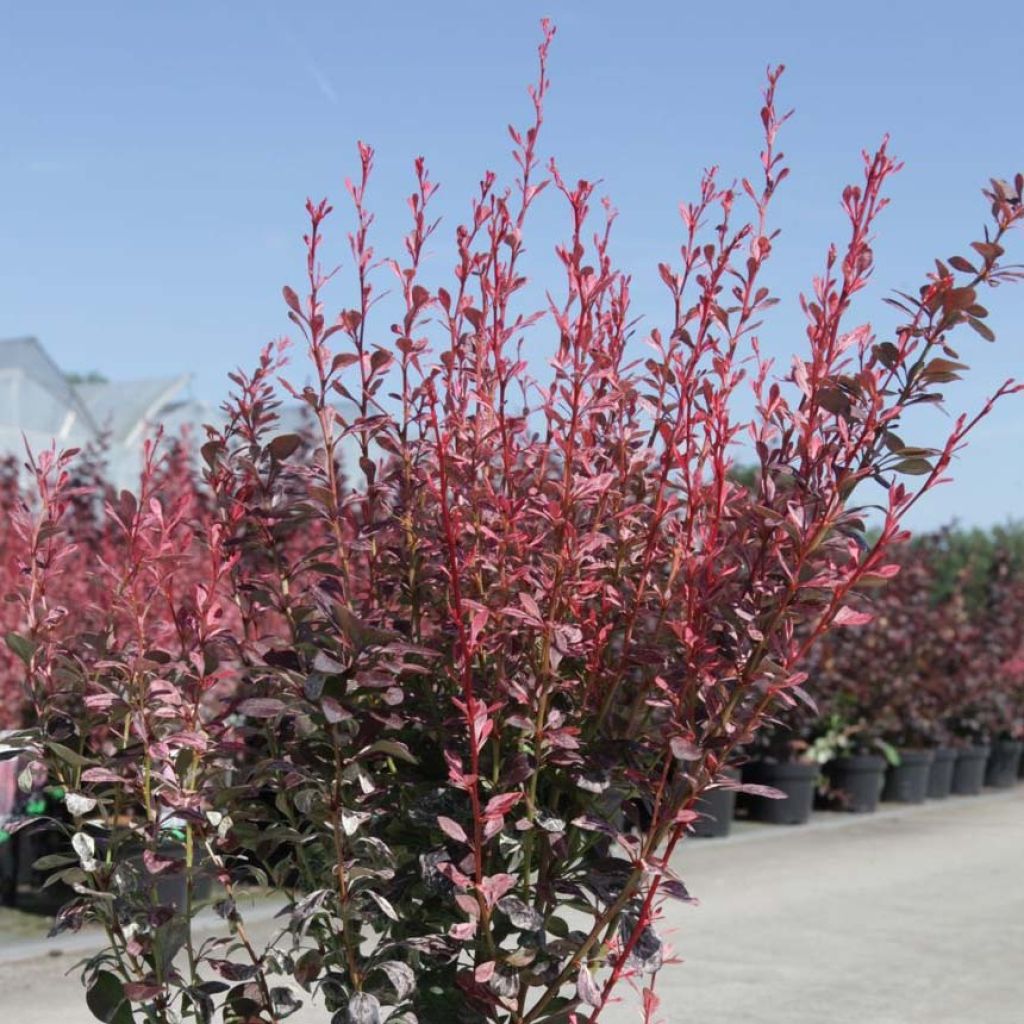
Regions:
[[124, 982, 164, 1002], [479, 873, 517, 908], [455, 893, 480, 917], [79, 768, 123, 784], [725, 781, 788, 800], [670, 736, 700, 761], [143, 849, 183, 876], [519, 592, 543, 622], [238, 698, 286, 718], [438, 816, 468, 843], [469, 607, 489, 645], [484, 792, 521, 818], [833, 606, 873, 627]]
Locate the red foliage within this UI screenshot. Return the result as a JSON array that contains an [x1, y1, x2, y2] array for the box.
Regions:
[[805, 534, 1024, 750], [3, 22, 1024, 1023]]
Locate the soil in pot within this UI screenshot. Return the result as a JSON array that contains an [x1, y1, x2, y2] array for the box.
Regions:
[[926, 748, 957, 800], [741, 760, 817, 825], [691, 769, 740, 838], [825, 754, 886, 813], [951, 744, 991, 795], [881, 749, 934, 805], [984, 739, 1023, 789]]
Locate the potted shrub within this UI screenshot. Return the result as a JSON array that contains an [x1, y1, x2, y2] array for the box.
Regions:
[[975, 703, 1024, 790], [741, 758, 819, 826], [977, 558, 1024, 787], [985, 735, 1023, 787], [882, 747, 936, 804], [690, 768, 741, 838], [951, 741, 992, 794], [806, 711, 894, 814], [944, 689, 1022, 796], [809, 537, 978, 804], [929, 541, 1024, 791], [3, 24, 1023, 1024], [926, 746, 959, 800], [739, 722, 822, 825], [944, 703, 993, 794]]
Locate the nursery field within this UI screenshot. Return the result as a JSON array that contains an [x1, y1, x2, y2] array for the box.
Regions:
[[2, 789, 1021, 1024], [2, 12, 1024, 1023]]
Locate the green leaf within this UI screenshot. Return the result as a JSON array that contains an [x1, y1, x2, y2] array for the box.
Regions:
[[86, 971, 133, 1024], [875, 739, 901, 767], [363, 739, 417, 764], [42, 865, 86, 889], [892, 458, 933, 476], [45, 741, 95, 768], [32, 853, 78, 871], [4, 632, 36, 666]]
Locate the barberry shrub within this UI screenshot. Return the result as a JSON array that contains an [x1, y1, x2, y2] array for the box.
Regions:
[[807, 532, 1024, 753], [5, 21, 1024, 1024]]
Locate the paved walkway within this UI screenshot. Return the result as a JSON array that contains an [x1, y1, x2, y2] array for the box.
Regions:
[[0, 789, 1021, 1022], [654, 787, 1024, 1023]]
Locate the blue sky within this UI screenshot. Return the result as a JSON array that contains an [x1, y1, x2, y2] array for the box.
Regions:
[[1, 1, 1022, 530]]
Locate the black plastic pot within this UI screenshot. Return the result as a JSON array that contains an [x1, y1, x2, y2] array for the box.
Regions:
[[926, 747, 957, 800], [881, 749, 934, 804], [825, 754, 886, 813], [691, 769, 740, 838], [951, 744, 991, 795], [984, 739, 1024, 789], [741, 760, 818, 825]]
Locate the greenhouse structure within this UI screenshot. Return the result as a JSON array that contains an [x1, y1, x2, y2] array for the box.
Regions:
[[0, 336, 209, 488]]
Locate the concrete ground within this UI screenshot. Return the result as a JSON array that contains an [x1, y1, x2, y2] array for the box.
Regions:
[[1, 788, 1021, 1023]]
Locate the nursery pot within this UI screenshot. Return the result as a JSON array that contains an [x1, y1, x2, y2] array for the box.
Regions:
[[825, 754, 886, 813], [926, 747, 957, 800], [691, 769, 740, 838], [881, 749, 934, 805], [951, 744, 991, 796], [741, 760, 817, 825], [984, 739, 1024, 789]]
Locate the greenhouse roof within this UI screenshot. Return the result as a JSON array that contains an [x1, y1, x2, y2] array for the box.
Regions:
[[0, 336, 210, 487], [1, 337, 362, 490], [75, 375, 193, 444]]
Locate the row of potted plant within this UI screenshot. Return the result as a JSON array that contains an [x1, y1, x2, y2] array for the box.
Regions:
[[694, 531, 1024, 835], [693, 734, 1023, 837], [695, 744, 1024, 838]]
